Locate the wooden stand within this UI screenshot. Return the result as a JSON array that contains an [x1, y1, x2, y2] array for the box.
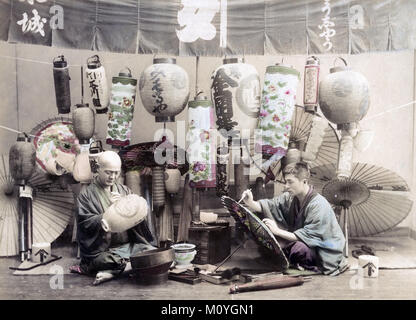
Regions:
[[188, 223, 231, 265]]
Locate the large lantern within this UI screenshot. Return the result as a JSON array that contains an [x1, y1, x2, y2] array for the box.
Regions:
[[319, 58, 370, 130], [255, 64, 300, 161], [211, 58, 261, 138], [319, 58, 370, 179], [72, 103, 95, 145], [139, 58, 190, 122], [86, 55, 109, 114], [187, 96, 216, 188], [106, 68, 138, 147], [9, 133, 36, 185]]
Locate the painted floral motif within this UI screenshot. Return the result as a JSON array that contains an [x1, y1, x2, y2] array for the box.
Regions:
[[106, 82, 136, 147], [256, 68, 300, 158], [187, 104, 216, 188]]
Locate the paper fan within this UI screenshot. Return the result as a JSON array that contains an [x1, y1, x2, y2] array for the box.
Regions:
[[249, 105, 339, 183], [30, 117, 80, 172], [221, 196, 289, 269], [0, 154, 74, 257], [310, 162, 413, 238]]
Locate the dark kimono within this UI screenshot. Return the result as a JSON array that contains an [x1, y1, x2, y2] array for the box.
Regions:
[[258, 187, 348, 275], [76, 179, 154, 274]]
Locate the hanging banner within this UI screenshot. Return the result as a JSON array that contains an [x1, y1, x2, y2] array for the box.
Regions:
[[1, 0, 416, 56]]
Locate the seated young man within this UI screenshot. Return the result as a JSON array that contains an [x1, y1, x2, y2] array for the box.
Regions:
[[72, 151, 155, 285], [242, 162, 348, 275]]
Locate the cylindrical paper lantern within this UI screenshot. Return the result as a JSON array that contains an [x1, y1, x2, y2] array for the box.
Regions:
[[88, 140, 103, 174], [125, 170, 143, 196], [319, 58, 370, 129], [302, 116, 328, 163], [336, 131, 354, 179], [72, 103, 95, 145], [139, 58, 189, 122], [86, 55, 109, 114], [303, 56, 320, 113], [216, 143, 229, 197], [152, 166, 165, 209], [106, 68, 137, 147], [256, 64, 300, 160], [53, 55, 71, 114], [187, 97, 216, 188], [211, 58, 261, 138], [9, 133, 36, 186]]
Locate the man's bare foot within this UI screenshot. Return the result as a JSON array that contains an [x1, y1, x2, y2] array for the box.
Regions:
[[93, 271, 115, 286]]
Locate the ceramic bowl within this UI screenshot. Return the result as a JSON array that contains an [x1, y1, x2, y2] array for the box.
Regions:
[[171, 243, 197, 266]]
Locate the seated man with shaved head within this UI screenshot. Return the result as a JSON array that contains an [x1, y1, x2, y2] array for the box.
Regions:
[[73, 151, 155, 285]]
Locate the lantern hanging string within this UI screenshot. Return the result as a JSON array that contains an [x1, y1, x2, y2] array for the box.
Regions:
[[0, 53, 138, 68], [360, 100, 416, 122]]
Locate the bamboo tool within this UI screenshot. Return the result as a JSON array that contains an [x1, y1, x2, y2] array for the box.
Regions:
[[177, 174, 193, 242], [238, 188, 251, 204], [229, 276, 311, 294]]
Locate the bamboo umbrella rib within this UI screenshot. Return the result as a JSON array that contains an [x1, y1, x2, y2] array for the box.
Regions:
[[32, 202, 72, 227], [358, 197, 401, 234], [352, 203, 379, 236]]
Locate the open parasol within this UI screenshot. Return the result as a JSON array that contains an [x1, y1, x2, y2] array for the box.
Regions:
[[221, 196, 289, 269], [30, 116, 80, 173], [249, 105, 340, 183], [310, 162, 413, 240], [0, 154, 74, 257]]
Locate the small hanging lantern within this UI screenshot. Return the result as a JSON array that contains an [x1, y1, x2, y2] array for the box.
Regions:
[[72, 103, 95, 145], [255, 63, 300, 161], [187, 96, 216, 188], [319, 57, 370, 130], [302, 116, 328, 163], [152, 166, 165, 209], [211, 58, 261, 138], [303, 56, 320, 113], [73, 145, 93, 184], [86, 55, 110, 114], [165, 167, 181, 194], [106, 67, 138, 147], [53, 55, 71, 114], [337, 131, 354, 179], [139, 58, 190, 122], [89, 140, 103, 174], [9, 133, 36, 186]]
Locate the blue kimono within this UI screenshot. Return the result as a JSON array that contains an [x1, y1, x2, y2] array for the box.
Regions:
[[258, 188, 348, 275]]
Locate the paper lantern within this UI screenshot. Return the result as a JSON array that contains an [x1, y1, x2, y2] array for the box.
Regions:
[[281, 142, 301, 168], [73, 145, 93, 184], [211, 58, 261, 138], [53, 55, 71, 114], [101, 194, 148, 233], [9, 134, 36, 185], [152, 166, 165, 209], [106, 68, 137, 147], [319, 58, 370, 129], [255, 64, 300, 160], [139, 58, 190, 122], [187, 97, 216, 188], [303, 56, 320, 113], [302, 116, 328, 163], [337, 131, 354, 179], [88, 140, 103, 174], [86, 55, 110, 114], [72, 103, 95, 145]]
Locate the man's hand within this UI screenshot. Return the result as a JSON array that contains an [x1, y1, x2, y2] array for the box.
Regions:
[[109, 192, 121, 204], [240, 189, 261, 212], [262, 218, 281, 236]]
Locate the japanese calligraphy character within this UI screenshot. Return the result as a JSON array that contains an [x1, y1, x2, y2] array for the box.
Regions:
[[17, 9, 48, 37]]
